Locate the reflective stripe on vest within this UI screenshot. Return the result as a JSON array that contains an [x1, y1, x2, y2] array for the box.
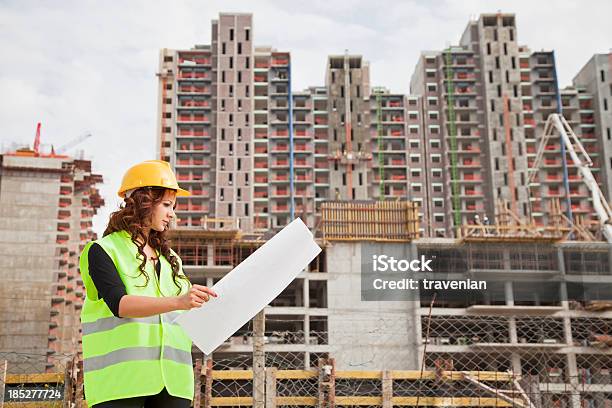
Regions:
[[81, 312, 182, 336], [83, 345, 192, 372]]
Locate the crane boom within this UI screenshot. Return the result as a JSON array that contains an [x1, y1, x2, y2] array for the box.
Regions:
[[533, 113, 612, 243], [33, 122, 41, 154], [57, 132, 92, 154]]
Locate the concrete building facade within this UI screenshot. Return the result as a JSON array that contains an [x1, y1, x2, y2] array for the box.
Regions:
[[573, 54, 612, 202], [409, 16, 611, 237], [0, 153, 103, 372]]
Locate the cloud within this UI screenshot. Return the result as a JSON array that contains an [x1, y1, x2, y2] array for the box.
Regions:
[[1, 0, 610, 234]]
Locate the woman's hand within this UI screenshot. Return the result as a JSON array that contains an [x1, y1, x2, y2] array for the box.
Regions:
[[176, 284, 218, 310]]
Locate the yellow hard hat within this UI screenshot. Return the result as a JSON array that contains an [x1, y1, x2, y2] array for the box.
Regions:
[[117, 160, 190, 198]]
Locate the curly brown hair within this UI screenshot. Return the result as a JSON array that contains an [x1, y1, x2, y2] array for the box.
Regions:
[[103, 187, 188, 295]]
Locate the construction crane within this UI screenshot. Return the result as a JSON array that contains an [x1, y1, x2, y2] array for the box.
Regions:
[[33, 122, 41, 154], [10, 123, 90, 158], [530, 113, 612, 243], [56, 132, 92, 154], [14, 122, 47, 157]]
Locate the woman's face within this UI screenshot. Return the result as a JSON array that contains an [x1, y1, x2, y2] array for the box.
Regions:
[[150, 189, 177, 232]]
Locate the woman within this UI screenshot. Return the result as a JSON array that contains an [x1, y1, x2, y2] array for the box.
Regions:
[[79, 160, 217, 407]]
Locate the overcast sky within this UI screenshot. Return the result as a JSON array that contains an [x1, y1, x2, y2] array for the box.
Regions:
[[1, 0, 610, 235]]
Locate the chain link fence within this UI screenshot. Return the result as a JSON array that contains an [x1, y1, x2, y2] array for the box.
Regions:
[[1, 313, 611, 407], [0, 351, 81, 407]]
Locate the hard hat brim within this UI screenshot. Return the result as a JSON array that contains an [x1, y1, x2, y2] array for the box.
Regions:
[[117, 186, 191, 198], [175, 187, 191, 196]]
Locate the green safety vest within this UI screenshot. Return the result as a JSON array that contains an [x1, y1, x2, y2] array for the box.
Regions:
[[79, 230, 194, 406]]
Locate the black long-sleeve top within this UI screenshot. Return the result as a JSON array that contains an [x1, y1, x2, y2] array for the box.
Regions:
[[88, 243, 160, 317]]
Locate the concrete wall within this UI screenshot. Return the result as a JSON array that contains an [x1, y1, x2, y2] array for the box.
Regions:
[[213, 13, 255, 232], [326, 242, 420, 370], [0, 162, 61, 370], [327, 55, 372, 201], [0, 156, 102, 371], [475, 14, 530, 218]]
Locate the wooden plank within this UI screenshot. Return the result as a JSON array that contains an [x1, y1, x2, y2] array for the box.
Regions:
[[275, 396, 318, 405], [335, 396, 382, 405], [74, 360, 84, 408], [461, 372, 527, 408], [211, 370, 253, 380], [0, 360, 6, 408], [193, 358, 202, 408], [210, 397, 253, 406], [275, 369, 317, 379], [62, 357, 74, 407], [318, 357, 335, 408], [5, 373, 64, 384], [335, 370, 381, 379], [453, 371, 515, 381], [204, 358, 213, 408], [389, 370, 514, 381], [390, 370, 437, 380], [391, 396, 516, 406]]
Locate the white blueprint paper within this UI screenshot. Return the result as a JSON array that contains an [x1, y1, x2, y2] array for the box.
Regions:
[[175, 218, 322, 354]]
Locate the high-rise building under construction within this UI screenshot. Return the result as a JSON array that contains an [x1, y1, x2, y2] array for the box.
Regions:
[[410, 14, 611, 237], [157, 12, 612, 238]]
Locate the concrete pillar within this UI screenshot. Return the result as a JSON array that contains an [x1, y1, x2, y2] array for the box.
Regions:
[[609, 245, 612, 276], [505, 281, 521, 374], [505, 281, 515, 306], [558, 247, 580, 408], [566, 353, 581, 408], [303, 277, 310, 368], [253, 310, 265, 408], [207, 243, 214, 266], [410, 243, 425, 368], [504, 246, 520, 371]]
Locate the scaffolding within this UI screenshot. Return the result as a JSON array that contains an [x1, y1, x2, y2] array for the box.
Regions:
[[320, 200, 420, 242], [458, 199, 565, 242]]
